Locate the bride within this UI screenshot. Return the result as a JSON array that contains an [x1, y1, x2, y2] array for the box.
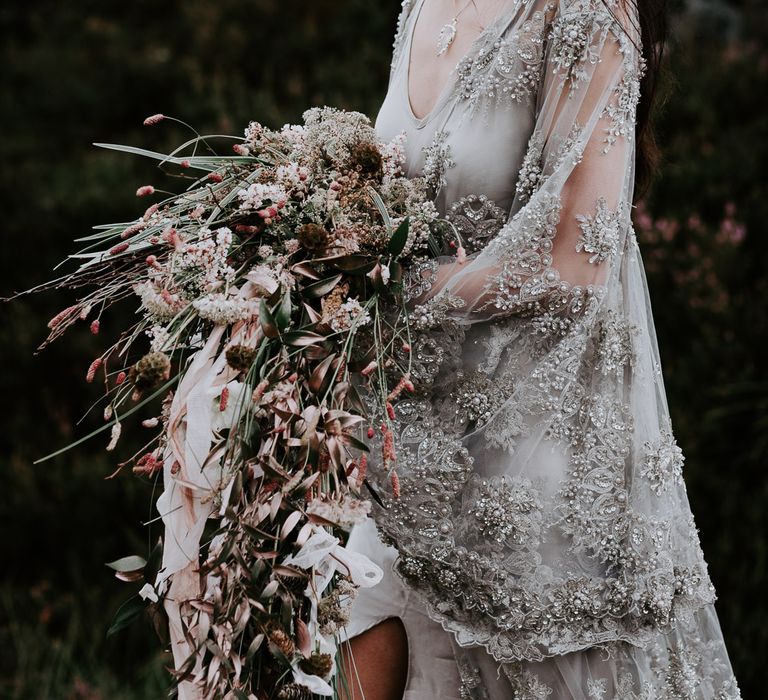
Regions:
[[337, 0, 742, 698]]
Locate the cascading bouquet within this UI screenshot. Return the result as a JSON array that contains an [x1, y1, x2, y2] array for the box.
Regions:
[[28, 107, 461, 699]]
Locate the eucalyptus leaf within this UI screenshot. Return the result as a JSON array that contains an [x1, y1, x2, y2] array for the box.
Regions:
[[106, 595, 145, 637], [388, 217, 410, 257], [106, 555, 147, 573]]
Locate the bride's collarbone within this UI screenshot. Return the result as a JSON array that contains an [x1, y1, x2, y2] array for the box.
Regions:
[[407, 4, 488, 119]]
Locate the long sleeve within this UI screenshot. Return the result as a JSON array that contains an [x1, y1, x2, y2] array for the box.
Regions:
[[409, 0, 644, 325]]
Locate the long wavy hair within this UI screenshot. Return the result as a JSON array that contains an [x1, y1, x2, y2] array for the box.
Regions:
[[608, 0, 670, 198]]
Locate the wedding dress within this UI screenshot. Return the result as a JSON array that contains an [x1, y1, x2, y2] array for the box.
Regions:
[[341, 0, 742, 697]]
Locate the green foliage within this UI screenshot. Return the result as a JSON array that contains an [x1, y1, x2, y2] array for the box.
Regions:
[[0, 0, 765, 697]]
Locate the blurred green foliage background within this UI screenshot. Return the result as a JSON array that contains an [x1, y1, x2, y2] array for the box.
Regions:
[[0, 0, 765, 697]]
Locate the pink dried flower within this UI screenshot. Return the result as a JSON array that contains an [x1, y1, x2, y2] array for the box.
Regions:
[[106, 422, 122, 452], [232, 143, 249, 156], [386, 402, 396, 420], [86, 358, 103, 383], [367, 426, 375, 439], [356, 454, 368, 488], [136, 185, 155, 197], [180, 159, 191, 169], [208, 172, 224, 183], [391, 471, 401, 498], [47, 305, 78, 329], [133, 452, 161, 476], [109, 242, 129, 256], [456, 246, 467, 264], [219, 386, 230, 412], [387, 375, 413, 402], [120, 222, 145, 239], [234, 224, 260, 235], [103, 405, 113, 421], [143, 114, 165, 126], [146, 255, 160, 268], [90, 320, 100, 335], [402, 342, 411, 353], [143, 203, 160, 220], [141, 417, 159, 428], [252, 378, 269, 403], [79, 304, 92, 320], [115, 371, 127, 385], [361, 361, 378, 377], [382, 426, 396, 464]]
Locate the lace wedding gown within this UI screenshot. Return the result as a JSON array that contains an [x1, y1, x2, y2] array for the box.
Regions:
[[341, 0, 742, 697]]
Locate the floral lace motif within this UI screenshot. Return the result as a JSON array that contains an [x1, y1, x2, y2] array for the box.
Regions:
[[421, 130, 455, 196], [447, 194, 508, 254], [641, 432, 685, 496], [456, 8, 551, 113], [576, 197, 623, 264]]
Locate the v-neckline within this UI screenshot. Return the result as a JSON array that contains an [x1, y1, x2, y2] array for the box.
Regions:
[[402, 0, 513, 128]]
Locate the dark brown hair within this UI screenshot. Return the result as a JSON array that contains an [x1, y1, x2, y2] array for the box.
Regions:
[[609, 0, 670, 198]]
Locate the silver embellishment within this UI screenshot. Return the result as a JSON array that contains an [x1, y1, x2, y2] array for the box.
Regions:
[[641, 432, 685, 495], [421, 130, 455, 195], [447, 193, 506, 253], [576, 197, 623, 264]]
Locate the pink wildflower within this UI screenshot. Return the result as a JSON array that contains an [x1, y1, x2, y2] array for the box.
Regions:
[[386, 401, 396, 420], [106, 422, 122, 452], [133, 452, 161, 476], [143, 203, 160, 220], [208, 172, 224, 183], [115, 371, 127, 385], [90, 320, 100, 335], [47, 305, 78, 329], [252, 378, 269, 403], [109, 242, 129, 256], [121, 222, 145, 239], [86, 358, 103, 383], [402, 342, 411, 352], [143, 114, 165, 126], [232, 143, 249, 156], [391, 471, 401, 498], [456, 245, 467, 264], [356, 454, 368, 488], [141, 417, 159, 428], [382, 426, 396, 464], [219, 386, 230, 412], [136, 185, 155, 197], [361, 361, 378, 377], [180, 159, 191, 169], [367, 426, 375, 439], [387, 375, 413, 402]]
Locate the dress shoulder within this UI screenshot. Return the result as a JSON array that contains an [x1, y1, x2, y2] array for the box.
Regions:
[[390, 0, 417, 75]]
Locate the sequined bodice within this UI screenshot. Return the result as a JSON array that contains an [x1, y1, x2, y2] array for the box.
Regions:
[[374, 0, 542, 225]]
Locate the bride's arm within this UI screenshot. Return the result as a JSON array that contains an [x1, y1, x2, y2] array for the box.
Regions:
[[411, 0, 643, 323]]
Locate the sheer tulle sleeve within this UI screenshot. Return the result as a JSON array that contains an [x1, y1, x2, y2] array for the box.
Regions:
[[409, 0, 644, 325]]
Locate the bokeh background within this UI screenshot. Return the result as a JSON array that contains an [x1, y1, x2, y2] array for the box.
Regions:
[[0, 0, 765, 697]]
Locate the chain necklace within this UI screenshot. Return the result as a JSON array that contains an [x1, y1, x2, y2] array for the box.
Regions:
[[435, 0, 478, 56]]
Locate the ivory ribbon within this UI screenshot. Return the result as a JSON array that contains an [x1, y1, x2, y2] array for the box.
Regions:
[[156, 321, 258, 698]]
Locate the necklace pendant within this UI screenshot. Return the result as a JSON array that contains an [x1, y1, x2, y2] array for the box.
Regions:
[[436, 18, 458, 56]]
